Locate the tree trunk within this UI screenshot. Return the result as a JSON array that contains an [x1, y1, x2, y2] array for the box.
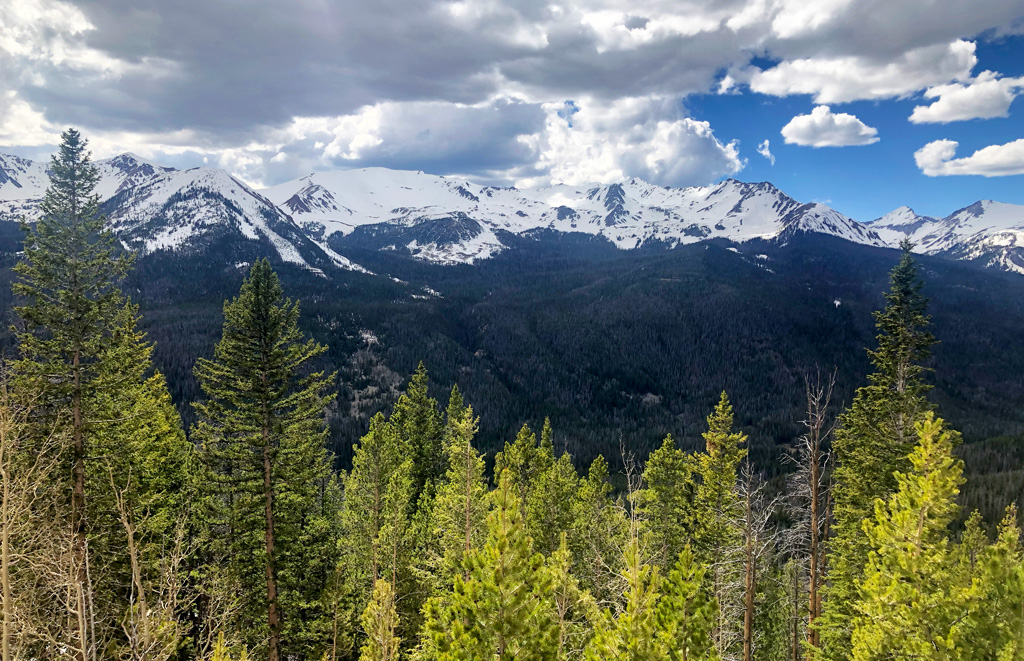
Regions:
[[72, 349, 88, 661], [1, 435, 10, 661], [264, 439, 280, 661], [743, 490, 755, 661]]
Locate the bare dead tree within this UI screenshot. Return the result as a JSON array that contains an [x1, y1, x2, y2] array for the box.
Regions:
[[739, 458, 780, 661], [782, 370, 836, 658]]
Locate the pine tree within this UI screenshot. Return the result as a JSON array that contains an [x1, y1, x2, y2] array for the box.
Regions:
[[638, 435, 697, 570], [194, 259, 337, 661], [850, 414, 966, 660], [425, 471, 558, 661], [527, 440, 581, 557], [585, 536, 666, 661], [429, 402, 489, 587], [12, 129, 191, 658], [390, 363, 444, 501], [547, 533, 598, 661], [359, 580, 401, 661], [570, 455, 629, 606], [820, 241, 935, 659], [691, 393, 746, 660], [494, 423, 553, 506], [657, 548, 719, 661]]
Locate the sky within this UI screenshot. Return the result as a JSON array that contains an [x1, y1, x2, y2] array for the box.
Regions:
[[1, 0, 1023, 221]]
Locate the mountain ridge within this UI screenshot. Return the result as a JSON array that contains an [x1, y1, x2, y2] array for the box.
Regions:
[[1, 150, 1022, 274]]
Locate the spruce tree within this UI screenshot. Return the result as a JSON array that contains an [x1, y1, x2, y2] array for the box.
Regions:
[[12, 129, 191, 658], [820, 241, 936, 659], [527, 425, 580, 557], [570, 455, 629, 606], [494, 423, 553, 506], [390, 363, 444, 501], [194, 259, 337, 661]]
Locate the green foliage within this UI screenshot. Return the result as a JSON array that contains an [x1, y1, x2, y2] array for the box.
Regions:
[[194, 258, 338, 659], [425, 471, 558, 661], [569, 455, 629, 605], [821, 243, 937, 659], [851, 414, 966, 660], [429, 402, 490, 588], [585, 536, 666, 661], [638, 435, 696, 570], [657, 548, 719, 661], [528, 450, 580, 557], [360, 580, 401, 661]]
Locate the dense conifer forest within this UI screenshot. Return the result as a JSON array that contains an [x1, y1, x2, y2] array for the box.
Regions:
[[1, 131, 1023, 660]]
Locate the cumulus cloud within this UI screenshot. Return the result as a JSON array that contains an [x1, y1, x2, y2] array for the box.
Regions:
[[756, 139, 775, 165], [915, 138, 1024, 177], [749, 41, 977, 104], [516, 96, 744, 188], [2, 0, 1023, 186], [781, 106, 879, 147], [910, 71, 1024, 123]]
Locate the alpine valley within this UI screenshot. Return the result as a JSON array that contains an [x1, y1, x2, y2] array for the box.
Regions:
[[1, 150, 1022, 521]]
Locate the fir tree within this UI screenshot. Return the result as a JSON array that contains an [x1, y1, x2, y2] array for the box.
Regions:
[[527, 445, 580, 557], [820, 241, 935, 659], [390, 363, 444, 502], [12, 129, 191, 658], [570, 455, 629, 606], [194, 259, 337, 661], [494, 423, 553, 506]]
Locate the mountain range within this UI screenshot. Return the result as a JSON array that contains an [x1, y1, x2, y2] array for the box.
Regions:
[[2, 151, 1022, 275]]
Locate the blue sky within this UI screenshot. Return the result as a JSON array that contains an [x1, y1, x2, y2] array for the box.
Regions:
[[690, 34, 1024, 220], [1, 0, 1023, 222]]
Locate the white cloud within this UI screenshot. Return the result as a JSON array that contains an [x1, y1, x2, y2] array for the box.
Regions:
[[781, 106, 879, 147], [915, 138, 1024, 177], [757, 139, 774, 164], [516, 96, 744, 188], [910, 71, 1024, 123], [749, 40, 976, 104]]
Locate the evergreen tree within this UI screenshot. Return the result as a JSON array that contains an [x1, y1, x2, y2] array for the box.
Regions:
[[638, 435, 696, 570], [570, 455, 629, 606], [528, 445, 580, 557], [390, 363, 444, 501], [429, 402, 489, 587], [359, 580, 401, 661], [547, 533, 598, 661], [585, 536, 666, 661], [691, 393, 746, 660], [425, 471, 558, 661], [12, 129, 191, 658], [850, 415, 966, 660], [494, 423, 553, 506], [194, 259, 337, 661], [657, 548, 719, 661], [820, 241, 935, 659]]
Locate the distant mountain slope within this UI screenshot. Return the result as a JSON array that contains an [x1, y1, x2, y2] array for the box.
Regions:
[[262, 170, 887, 263], [3, 148, 1023, 276], [0, 152, 368, 273], [871, 201, 1024, 274]]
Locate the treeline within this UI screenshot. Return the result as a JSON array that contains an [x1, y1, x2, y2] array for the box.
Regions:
[[1, 130, 1022, 661]]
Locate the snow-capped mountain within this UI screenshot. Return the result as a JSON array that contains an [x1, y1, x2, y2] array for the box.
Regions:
[[870, 201, 1024, 274], [262, 170, 885, 264], [0, 152, 366, 273], [3, 148, 1024, 275]]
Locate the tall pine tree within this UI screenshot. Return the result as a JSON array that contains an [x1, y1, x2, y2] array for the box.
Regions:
[[819, 241, 935, 659], [194, 259, 337, 661], [13, 128, 191, 659]]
